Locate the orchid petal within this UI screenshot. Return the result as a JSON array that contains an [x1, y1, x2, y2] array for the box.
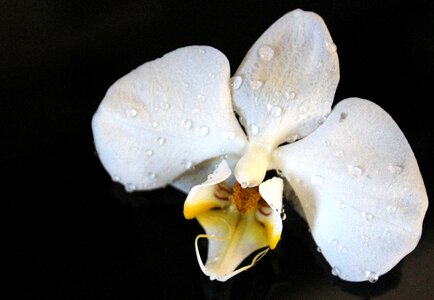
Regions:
[[232, 9, 339, 148], [196, 208, 268, 281], [273, 98, 428, 282], [92, 46, 247, 191], [183, 160, 232, 219], [172, 154, 240, 194], [257, 178, 284, 249]]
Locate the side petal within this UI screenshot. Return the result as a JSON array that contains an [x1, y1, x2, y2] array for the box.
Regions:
[[92, 46, 247, 191], [273, 98, 428, 282], [183, 160, 232, 219], [257, 178, 284, 249], [232, 9, 339, 148]]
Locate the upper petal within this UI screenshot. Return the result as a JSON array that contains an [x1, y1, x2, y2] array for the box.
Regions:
[[273, 98, 428, 282], [232, 9, 339, 148], [92, 46, 247, 191]]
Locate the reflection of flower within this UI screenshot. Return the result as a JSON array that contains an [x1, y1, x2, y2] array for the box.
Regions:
[[183, 160, 283, 281], [92, 9, 428, 283]]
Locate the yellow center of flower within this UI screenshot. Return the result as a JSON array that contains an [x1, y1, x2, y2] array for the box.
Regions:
[[232, 181, 262, 213]]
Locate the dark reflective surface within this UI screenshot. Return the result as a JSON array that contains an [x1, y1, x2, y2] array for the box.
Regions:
[[4, 0, 433, 299]]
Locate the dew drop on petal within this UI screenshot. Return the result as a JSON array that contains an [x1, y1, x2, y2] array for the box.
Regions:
[[299, 105, 309, 113], [326, 41, 337, 53], [338, 202, 346, 209], [285, 91, 296, 100], [232, 76, 243, 90], [335, 150, 345, 158], [269, 105, 283, 117], [197, 94, 206, 102], [249, 123, 259, 136], [348, 165, 363, 177], [181, 119, 193, 129], [224, 131, 235, 140], [195, 126, 209, 137], [161, 102, 170, 110], [331, 267, 341, 276], [125, 183, 136, 192], [157, 137, 166, 145], [387, 206, 397, 214], [317, 247, 322, 253], [339, 112, 347, 122], [182, 82, 189, 88], [311, 175, 324, 185], [208, 73, 216, 79], [250, 80, 263, 90], [280, 212, 287, 221], [182, 160, 193, 170], [363, 212, 374, 221], [388, 164, 403, 174], [151, 121, 158, 128], [366, 271, 379, 283], [330, 239, 339, 247], [258, 45, 275, 61], [240, 181, 249, 189], [112, 175, 121, 182], [207, 174, 214, 180], [125, 108, 137, 117], [145, 149, 154, 156], [286, 134, 298, 143]]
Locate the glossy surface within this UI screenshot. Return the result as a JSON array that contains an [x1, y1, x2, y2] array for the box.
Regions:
[[4, 0, 433, 298]]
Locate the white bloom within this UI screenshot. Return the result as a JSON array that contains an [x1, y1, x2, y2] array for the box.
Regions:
[[92, 9, 428, 282]]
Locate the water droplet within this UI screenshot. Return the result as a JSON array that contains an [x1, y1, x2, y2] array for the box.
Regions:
[[339, 246, 348, 254], [181, 119, 193, 129], [331, 267, 341, 276], [147, 172, 156, 179], [331, 239, 339, 247], [335, 150, 345, 158], [324, 101, 331, 107], [387, 206, 397, 214], [182, 160, 193, 170], [151, 121, 158, 128], [276, 169, 283, 176], [112, 175, 121, 182], [326, 41, 337, 53], [157, 137, 166, 145], [224, 131, 235, 140], [249, 124, 259, 135], [153, 106, 159, 111], [338, 202, 346, 209], [299, 114, 309, 120], [145, 149, 154, 156], [240, 181, 249, 189], [269, 105, 283, 117], [299, 105, 309, 113], [182, 82, 189, 88], [363, 212, 374, 221], [232, 76, 243, 90], [200, 48, 206, 54], [388, 164, 403, 174], [311, 175, 324, 185], [348, 165, 363, 177], [339, 112, 347, 121], [125, 108, 137, 117], [366, 271, 379, 283], [284, 90, 296, 100], [208, 73, 216, 79], [195, 126, 209, 137], [125, 183, 136, 192], [385, 230, 391, 238], [250, 80, 263, 90], [197, 95, 206, 102], [207, 174, 214, 180], [258, 45, 275, 61], [317, 247, 322, 253], [280, 212, 287, 220], [286, 134, 298, 143], [161, 102, 170, 110]]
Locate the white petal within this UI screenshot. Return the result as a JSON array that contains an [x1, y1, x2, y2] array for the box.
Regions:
[[257, 177, 284, 249], [92, 46, 247, 191], [172, 154, 240, 194], [273, 98, 428, 282], [259, 177, 283, 213], [183, 160, 231, 219], [232, 9, 339, 148]]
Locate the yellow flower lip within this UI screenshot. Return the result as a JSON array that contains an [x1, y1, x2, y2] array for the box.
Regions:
[[183, 160, 284, 281]]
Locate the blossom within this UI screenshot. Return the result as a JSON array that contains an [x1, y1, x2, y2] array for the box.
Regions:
[[92, 9, 428, 283]]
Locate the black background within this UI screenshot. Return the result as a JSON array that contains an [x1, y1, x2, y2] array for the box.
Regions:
[[3, 0, 434, 299]]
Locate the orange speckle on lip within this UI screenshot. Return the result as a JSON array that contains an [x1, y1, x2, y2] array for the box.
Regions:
[[232, 181, 262, 213]]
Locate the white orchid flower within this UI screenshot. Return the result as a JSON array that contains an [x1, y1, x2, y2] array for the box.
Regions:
[[92, 9, 428, 283]]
